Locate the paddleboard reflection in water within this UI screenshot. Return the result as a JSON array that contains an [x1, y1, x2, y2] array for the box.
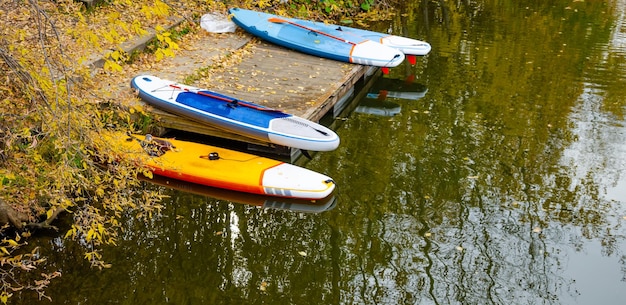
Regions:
[[139, 174, 338, 214]]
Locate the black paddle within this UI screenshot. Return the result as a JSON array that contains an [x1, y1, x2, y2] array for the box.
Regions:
[[268, 17, 356, 45]]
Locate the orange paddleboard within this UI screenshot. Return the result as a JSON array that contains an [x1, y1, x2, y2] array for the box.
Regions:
[[101, 132, 336, 199]]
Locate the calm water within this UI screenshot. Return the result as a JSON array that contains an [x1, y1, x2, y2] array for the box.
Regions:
[[20, 1, 626, 304]]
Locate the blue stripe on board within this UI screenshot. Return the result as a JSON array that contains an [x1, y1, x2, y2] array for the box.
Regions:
[[175, 92, 289, 128]]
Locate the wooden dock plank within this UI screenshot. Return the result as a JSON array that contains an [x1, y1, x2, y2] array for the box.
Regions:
[[194, 40, 364, 120]]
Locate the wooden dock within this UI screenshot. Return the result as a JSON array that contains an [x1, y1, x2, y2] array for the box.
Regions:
[[124, 28, 381, 158]]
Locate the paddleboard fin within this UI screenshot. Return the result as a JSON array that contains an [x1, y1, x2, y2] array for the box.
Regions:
[[301, 150, 312, 160], [407, 55, 417, 65]]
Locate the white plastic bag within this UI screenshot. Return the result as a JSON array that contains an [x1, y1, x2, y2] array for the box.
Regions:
[[200, 13, 237, 33]]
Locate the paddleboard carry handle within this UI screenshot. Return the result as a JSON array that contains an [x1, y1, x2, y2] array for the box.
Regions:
[[200, 152, 220, 160]]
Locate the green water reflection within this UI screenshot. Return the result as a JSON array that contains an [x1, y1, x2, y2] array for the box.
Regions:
[[20, 0, 626, 304]]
